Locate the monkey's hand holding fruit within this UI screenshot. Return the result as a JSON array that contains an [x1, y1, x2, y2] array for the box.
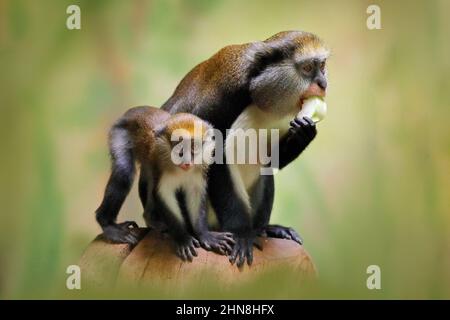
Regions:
[[276, 96, 327, 173], [290, 97, 326, 149]]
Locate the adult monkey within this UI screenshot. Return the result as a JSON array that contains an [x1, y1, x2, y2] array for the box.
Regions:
[[161, 31, 329, 267]]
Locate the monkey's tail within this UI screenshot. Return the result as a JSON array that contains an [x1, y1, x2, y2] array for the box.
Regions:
[[95, 121, 136, 227]]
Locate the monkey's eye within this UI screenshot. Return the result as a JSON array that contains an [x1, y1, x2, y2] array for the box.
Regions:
[[178, 149, 184, 157], [301, 62, 314, 74], [192, 141, 202, 154], [320, 61, 326, 73]]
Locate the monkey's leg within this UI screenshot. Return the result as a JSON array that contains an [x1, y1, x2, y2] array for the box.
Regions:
[[251, 174, 303, 244], [208, 164, 257, 267], [252, 175, 275, 248], [95, 167, 140, 245], [140, 170, 169, 232], [194, 196, 235, 255], [277, 116, 317, 170]]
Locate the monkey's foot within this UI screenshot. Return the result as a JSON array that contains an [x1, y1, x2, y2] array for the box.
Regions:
[[228, 235, 263, 268], [198, 232, 235, 255], [261, 224, 303, 245], [102, 221, 141, 246], [175, 237, 200, 262]]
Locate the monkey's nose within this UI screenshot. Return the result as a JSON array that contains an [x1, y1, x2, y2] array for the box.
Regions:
[[317, 78, 327, 90], [179, 163, 192, 171]]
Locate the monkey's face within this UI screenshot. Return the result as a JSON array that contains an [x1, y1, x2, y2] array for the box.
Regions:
[[164, 116, 214, 172], [170, 134, 214, 171], [296, 55, 328, 107], [249, 33, 329, 117]]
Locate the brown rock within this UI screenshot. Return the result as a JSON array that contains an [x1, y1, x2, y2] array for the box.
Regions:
[[79, 228, 316, 290]]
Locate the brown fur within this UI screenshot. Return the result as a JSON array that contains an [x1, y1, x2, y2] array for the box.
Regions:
[[166, 31, 327, 109], [118, 106, 211, 169]]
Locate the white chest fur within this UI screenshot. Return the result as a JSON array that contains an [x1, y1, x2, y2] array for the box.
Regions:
[[157, 168, 205, 225], [225, 104, 296, 212]]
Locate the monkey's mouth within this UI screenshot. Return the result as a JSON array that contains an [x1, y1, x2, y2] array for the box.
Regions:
[[299, 92, 326, 111], [179, 163, 192, 171], [299, 83, 326, 108], [297, 96, 327, 123], [298, 95, 325, 110]]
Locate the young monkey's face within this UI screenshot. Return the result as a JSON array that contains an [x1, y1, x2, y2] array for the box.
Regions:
[[164, 115, 215, 172], [171, 133, 215, 172]]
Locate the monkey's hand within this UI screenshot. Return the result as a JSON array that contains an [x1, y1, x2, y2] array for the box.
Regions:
[[288, 116, 317, 149], [198, 231, 235, 255], [229, 235, 263, 268], [260, 224, 303, 245], [175, 236, 200, 262], [102, 221, 140, 246]]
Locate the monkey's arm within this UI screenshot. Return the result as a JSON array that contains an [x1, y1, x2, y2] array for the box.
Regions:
[[153, 194, 200, 262], [276, 117, 317, 170], [208, 164, 259, 267], [193, 195, 235, 255]]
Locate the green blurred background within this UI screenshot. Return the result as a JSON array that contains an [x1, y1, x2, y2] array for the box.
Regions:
[[0, 0, 449, 299]]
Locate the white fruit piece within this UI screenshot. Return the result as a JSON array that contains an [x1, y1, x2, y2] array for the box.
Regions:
[[297, 96, 327, 123]]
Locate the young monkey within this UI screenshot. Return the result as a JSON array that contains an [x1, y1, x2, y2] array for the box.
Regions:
[[96, 106, 234, 261]]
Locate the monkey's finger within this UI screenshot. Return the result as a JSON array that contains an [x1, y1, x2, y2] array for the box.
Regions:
[[292, 117, 305, 127], [214, 244, 226, 255], [236, 246, 246, 268], [246, 240, 253, 266], [124, 234, 138, 245], [220, 241, 233, 253], [282, 232, 293, 240], [291, 121, 307, 136], [297, 118, 310, 128], [290, 120, 298, 127], [189, 245, 198, 257], [130, 228, 143, 239], [303, 117, 315, 127], [222, 244, 232, 255], [223, 232, 234, 238], [192, 238, 201, 248], [229, 245, 239, 265], [176, 248, 186, 261], [184, 247, 193, 262], [201, 241, 212, 250], [222, 240, 234, 251], [218, 233, 236, 244], [291, 236, 303, 245], [301, 118, 317, 139], [289, 230, 304, 245]]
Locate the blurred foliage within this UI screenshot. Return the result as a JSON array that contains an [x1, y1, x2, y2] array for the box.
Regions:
[[0, 0, 449, 299]]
